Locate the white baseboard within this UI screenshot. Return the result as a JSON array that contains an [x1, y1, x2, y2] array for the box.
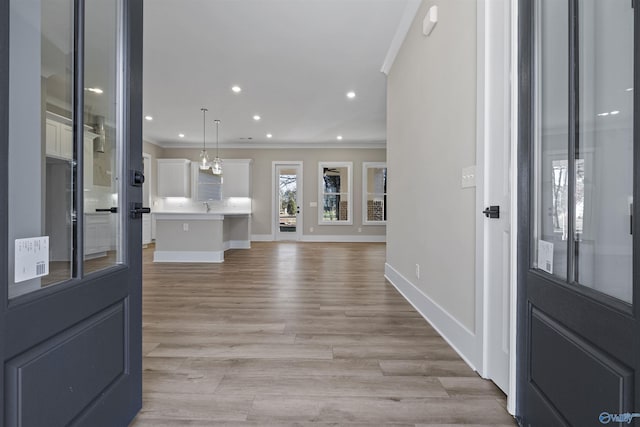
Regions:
[[384, 263, 479, 372], [229, 240, 251, 249], [251, 234, 386, 243], [251, 234, 274, 242], [84, 251, 107, 260], [153, 250, 224, 263], [301, 235, 386, 243]]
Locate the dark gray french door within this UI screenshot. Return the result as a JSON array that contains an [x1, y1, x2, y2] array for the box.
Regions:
[[0, 0, 143, 425], [518, 0, 639, 425]]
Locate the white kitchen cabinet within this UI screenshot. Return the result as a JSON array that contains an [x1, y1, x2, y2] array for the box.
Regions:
[[85, 214, 112, 257], [222, 159, 252, 198], [45, 113, 73, 160], [157, 159, 191, 197], [142, 215, 152, 245], [45, 120, 59, 157]]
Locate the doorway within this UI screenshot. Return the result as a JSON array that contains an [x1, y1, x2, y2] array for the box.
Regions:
[[274, 162, 303, 241], [518, 0, 639, 424]]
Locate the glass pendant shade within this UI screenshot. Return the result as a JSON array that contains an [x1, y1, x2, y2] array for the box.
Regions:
[[199, 149, 210, 170], [211, 157, 222, 175], [199, 107, 210, 170], [212, 119, 223, 175]]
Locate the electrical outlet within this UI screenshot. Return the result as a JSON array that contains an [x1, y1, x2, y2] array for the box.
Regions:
[[309, 227, 314, 233], [183, 223, 189, 232], [415, 264, 420, 279], [358, 227, 362, 233]]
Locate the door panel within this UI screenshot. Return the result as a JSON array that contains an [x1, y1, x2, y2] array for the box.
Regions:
[[6, 303, 125, 427], [518, 0, 639, 425], [84, 0, 123, 275], [8, 0, 75, 298], [275, 163, 303, 241], [576, 0, 634, 302], [529, 308, 633, 425], [1, 0, 142, 425]]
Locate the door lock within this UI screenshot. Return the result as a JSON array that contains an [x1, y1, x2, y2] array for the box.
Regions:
[[130, 169, 145, 187], [482, 205, 500, 219]]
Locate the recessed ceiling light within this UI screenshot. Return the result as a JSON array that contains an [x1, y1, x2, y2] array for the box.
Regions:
[[336, 135, 343, 140], [231, 85, 242, 93], [253, 115, 261, 121], [597, 112, 609, 117], [144, 115, 153, 121], [626, 88, 634, 92], [178, 133, 185, 138], [266, 133, 273, 138], [610, 110, 620, 115], [85, 87, 103, 94], [346, 91, 356, 99]]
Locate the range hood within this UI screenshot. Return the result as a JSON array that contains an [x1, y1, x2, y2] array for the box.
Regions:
[[93, 116, 105, 153]]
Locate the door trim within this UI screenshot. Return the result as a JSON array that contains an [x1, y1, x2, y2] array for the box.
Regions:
[[272, 161, 303, 241]]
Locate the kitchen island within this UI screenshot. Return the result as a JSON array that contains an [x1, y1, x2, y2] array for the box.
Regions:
[[152, 212, 251, 263]]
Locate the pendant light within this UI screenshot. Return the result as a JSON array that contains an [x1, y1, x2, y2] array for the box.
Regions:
[[211, 119, 223, 175], [199, 107, 210, 170]]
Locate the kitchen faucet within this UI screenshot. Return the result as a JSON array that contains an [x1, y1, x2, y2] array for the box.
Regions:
[[204, 201, 211, 212]]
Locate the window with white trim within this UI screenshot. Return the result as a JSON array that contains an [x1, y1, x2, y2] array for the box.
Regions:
[[363, 162, 386, 225], [318, 162, 352, 225]]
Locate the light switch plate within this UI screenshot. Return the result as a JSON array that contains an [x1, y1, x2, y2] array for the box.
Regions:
[[461, 166, 476, 188], [309, 201, 318, 207]]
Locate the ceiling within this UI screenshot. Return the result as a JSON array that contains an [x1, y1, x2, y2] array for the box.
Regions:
[[143, 0, 413, 149]]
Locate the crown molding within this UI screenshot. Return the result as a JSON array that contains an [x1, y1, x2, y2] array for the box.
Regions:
[[150, 141, 386, 150], [380, 0, 422, 75]]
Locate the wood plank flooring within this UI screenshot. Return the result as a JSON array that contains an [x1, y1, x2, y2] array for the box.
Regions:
[[130, 242, 516, 426]]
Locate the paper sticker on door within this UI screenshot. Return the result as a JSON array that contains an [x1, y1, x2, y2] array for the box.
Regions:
[[538, 240, 554, 274], [15, 237, 49, 283]]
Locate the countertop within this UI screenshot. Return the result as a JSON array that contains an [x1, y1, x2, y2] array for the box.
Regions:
[[153, 211, 251, 220]]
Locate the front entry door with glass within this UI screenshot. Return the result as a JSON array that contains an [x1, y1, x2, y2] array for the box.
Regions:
[[1, 0, 143, 425], [275, 163, 302, 241], [518, 0, 639, 425]]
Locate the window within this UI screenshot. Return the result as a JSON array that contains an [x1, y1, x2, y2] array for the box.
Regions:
[[196, 168, 223, 201], [318, 162, 352, 224], [363, 162, 387, 225]]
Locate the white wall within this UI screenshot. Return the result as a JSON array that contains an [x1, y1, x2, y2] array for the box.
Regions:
[[386, 0, 479, 366]]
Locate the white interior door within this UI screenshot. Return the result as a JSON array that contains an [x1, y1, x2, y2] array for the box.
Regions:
[[274, 163, 303, 241], [481, 0, 511, 394]]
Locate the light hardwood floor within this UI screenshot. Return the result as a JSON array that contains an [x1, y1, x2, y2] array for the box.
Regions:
[[131, 242, 516, 426]]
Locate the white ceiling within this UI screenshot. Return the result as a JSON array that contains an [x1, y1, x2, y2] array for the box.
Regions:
[[143, 0, 413, 148]]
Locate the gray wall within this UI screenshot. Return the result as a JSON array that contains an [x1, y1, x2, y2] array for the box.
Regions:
[[386, 0, 477, 330], [159, 147, 386, 238]]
